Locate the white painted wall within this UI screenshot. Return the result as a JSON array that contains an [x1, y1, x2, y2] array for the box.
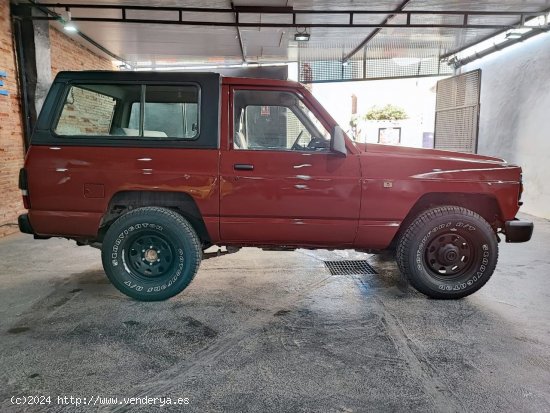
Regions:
[[353, 119, 424, 147], [311, 77, 442, 148], [463, 31, 550, 219]]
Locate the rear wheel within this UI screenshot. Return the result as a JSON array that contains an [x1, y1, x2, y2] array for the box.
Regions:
[[101, 207, 202, 301], [396, 206, 498, 299]]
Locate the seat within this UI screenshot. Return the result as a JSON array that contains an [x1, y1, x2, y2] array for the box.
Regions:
[[234, 131, 248, 149], [121, 128, 168, 138]]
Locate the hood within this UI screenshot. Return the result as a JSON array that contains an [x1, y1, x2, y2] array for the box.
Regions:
[[355, 142, 507, 165], [356, 143, 520, 183]]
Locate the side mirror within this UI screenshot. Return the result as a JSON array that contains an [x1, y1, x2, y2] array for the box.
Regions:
[[331, 125, 347, 157]]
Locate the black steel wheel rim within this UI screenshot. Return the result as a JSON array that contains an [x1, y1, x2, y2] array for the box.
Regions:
[[424, 231, 476, 280], [123, 231, 178, 279]]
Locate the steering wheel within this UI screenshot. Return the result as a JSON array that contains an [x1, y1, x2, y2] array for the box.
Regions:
[[307, 137, 329, 150], [290, 130, 304, 151]]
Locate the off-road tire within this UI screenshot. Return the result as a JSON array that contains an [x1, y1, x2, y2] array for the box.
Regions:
[[396, 206, 498, 299], [101, 207, 202, 301]]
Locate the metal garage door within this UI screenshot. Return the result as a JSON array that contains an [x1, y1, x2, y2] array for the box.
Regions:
[[434, 69, 481, 153]]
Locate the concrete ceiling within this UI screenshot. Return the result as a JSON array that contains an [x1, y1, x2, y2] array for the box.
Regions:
[[41, 0, 550, 68]]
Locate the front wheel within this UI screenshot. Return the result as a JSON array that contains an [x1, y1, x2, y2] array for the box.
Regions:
[[396, 206, 498, 299], [101, 207, 202, 301]]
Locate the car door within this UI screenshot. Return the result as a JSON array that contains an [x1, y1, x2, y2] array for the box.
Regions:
[[219, 86, 361, 246]]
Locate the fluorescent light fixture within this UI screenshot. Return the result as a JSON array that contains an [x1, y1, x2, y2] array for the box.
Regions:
[[506, 27, 532, 39], [294, 32, 310, 42], [505, 32, 523, 39], [64, 23, 77, 32], [63, 10, 77, 32], [446, 12, 548, 66], [117, 63, 132, 70], [492, 33, 509, 46]]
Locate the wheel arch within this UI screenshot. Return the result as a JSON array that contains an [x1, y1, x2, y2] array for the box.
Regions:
[[390, 192, 502, 249], [99, 190, 211, 246]]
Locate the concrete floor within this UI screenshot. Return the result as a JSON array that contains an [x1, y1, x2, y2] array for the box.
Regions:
[[0, 213, 549, 412]]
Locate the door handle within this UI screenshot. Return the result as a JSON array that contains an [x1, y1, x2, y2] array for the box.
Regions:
[[234, 164, 254, 171]]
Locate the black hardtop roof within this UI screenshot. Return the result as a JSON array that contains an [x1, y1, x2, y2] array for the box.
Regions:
[[53, 70, 221, 83]]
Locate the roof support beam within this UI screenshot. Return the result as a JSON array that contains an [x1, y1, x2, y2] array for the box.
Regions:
[[342, 0, 412, 63], [20, 16, 539, 30], [20, 3, 548, 27], [231, 2, 246, 63], [22, 4, 547, 17]]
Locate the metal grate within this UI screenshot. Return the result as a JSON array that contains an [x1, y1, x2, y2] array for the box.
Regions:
[[434, 69, 481, 153], [324, 260, 378, 275], [298, 36, 453, 83]]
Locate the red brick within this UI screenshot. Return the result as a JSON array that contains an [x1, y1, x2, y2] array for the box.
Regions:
[[0, 0, 116, 237]]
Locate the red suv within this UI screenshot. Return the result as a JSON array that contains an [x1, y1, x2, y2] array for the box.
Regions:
[[18, 71, 533, 301]]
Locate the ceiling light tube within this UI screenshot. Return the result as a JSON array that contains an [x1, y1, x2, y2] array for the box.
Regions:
[[64, 9, 77, 32]]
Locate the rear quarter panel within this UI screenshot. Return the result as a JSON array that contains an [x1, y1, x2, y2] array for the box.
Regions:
[[26, 146, 220, 240]]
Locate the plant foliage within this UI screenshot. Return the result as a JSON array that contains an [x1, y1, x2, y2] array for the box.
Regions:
[[364, 104, 408, 121]]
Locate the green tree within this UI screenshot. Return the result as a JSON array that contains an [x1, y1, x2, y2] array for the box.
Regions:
[[364, 104, 408, 121]]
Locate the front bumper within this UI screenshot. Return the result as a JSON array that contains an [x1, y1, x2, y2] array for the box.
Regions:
[[18, 213, 34, 235], [505, 220, 534, 243]]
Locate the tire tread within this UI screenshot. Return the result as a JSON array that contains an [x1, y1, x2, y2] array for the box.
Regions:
[[396, 205, 499, 299], [101, 206, 202, 301]]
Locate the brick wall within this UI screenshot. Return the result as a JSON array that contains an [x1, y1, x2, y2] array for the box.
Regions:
[[50, 28, 116, 75], [56, 86, 116, 135], [0, 0, 25, 237], [0, 0, 116, 237]]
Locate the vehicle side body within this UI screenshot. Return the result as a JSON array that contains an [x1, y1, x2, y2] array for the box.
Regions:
[[18, 71, 535, 301], [20, 71, 526, 251]]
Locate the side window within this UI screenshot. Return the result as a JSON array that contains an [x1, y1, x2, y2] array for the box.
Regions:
[[55, 83, 199, 139], [233, 90, 330, 151], [128, 85, 199, 139], [55, 84, 140, 136]]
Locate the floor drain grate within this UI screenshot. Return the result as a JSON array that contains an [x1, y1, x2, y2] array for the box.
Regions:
[[324, 260, 378, 276]]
